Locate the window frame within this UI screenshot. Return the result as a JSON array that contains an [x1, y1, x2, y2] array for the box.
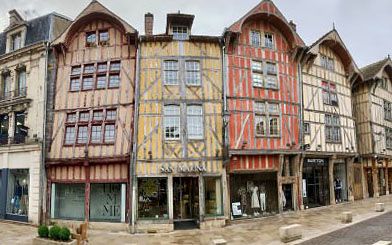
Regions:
[[163, 60, 179, 86], [98, 30, 109, 45], [386, 127, 392, 149], [304, 122, 310, 135], [264, 33, 274, 49], [254, 101, 280, 137], [186, 105, 204, 140], [322, 81, 339, 106], [325, 114, 341, 143], [163, 105, 181, 140], [185, 60, 201, 86], [172, 26, 189, 40], [86, 31, 97, 47], [250, 30, 261, 47]]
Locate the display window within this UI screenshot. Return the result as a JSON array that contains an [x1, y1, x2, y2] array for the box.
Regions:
[[204, 177, 223, 216], [230, 173, 278, 219], [51, 183, 85, 220], [138, 178, 168, 219], [6, 169, 29, 216], [90, 183, 126, 222]]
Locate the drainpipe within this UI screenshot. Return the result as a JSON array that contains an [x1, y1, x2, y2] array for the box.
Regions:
[[130, 37, 141, 233]]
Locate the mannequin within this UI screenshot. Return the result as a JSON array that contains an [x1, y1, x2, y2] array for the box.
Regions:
[[334, 177, 342, 203], [281, 189, 286, 209], [251, 186, 260, 216], [13, 180, 22, 214], [259, 186, 266, 213], [238, 187, 247, 216]]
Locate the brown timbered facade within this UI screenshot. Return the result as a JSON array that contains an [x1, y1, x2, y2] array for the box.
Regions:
[[46, 1, 137, 226]]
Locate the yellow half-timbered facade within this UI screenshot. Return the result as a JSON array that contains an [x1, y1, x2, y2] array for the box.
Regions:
[[134, 13, 226, 232]]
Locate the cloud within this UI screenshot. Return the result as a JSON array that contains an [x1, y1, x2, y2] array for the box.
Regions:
[[0, 0, 390, 67]]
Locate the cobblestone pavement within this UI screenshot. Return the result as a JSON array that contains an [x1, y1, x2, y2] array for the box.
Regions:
[[1, 196, 392, 245], [299, 211, 392, 245]]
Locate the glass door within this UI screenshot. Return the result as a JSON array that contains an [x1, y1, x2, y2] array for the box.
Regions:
[[173, 177, 199, 221]]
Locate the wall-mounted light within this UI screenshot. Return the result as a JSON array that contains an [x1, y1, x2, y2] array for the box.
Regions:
[[223, 110, 230, 127]]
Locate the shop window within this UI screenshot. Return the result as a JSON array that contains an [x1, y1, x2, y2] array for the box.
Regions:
[[250, 30, 261, 47], [98, 30, 109, 45], [164, 105, 180, 140], [6, 169, 29, 216], [205, 177, 223, 216], [138, 178, 168, 219], [264, 33, 274, 49], [185, 61, 201, 86], [90, 183, 125, 222], [163, 60, 179, 85], [172, 26, 188, 40], [325, 114, 341, 143], [51, 183, 85, 220], [187, 105, 203, 139]]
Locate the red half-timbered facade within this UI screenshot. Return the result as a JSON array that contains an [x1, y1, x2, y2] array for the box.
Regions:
[[224, 0, 306, 218], [45, 1, 137, 226]]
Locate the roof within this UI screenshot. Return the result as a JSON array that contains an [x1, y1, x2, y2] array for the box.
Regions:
[[140, 34, 221, 43], [225, 0, 304, 48], [0, 12, 70, 56], [52, 0, 137, 47], [360, 58, 392, 81]]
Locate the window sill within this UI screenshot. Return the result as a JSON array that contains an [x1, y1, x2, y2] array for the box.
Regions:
[[325, 141, 342, 144], [252, 86, 279, 91], [163, 84, 180, 86], [188, 138, 204, 141], [164, 139, 181, 142], [186, 84, 202, 87], [255, 135, 281, 138]]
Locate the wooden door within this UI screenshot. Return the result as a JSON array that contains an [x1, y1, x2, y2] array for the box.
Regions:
[[353, 165, 363, 200]]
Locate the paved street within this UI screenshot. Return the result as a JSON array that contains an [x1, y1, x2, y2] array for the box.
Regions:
[[1, 196, 392, 245], [300, 211, 392, 245]]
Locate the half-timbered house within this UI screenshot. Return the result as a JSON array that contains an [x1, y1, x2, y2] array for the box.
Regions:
[[133, 13, 226, 232], [223, 0, 306, 219], [353, 57, 392, 198], [301, 29, 362, 208], [46, 1, 137, 227], [0, 10, 70, 224]]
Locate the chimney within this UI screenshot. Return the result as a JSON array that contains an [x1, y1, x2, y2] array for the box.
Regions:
[[289, 20, 297, 32], [144, 13, 154, 36], [8, 10, 24, 27]]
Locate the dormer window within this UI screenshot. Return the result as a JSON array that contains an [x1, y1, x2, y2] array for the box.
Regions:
[[98, 30, 109, 45], [172, 26, 188, 40], [264, 33, 274, 49], [86, 32, 97, 47], [11, 32, 22, 51]]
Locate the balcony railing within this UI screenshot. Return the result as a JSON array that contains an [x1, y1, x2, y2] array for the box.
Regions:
[[0, 134, 27, 145], [0, 87, 27, 101]]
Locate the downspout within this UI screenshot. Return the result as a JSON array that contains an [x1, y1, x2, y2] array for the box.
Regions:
[[130, 36, 141, 233]]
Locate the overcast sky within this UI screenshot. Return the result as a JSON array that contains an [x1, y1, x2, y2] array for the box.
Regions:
[[0, 0, 390, 67]]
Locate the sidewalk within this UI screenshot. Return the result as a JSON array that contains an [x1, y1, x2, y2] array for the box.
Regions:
[[1, 196, 392, 245]]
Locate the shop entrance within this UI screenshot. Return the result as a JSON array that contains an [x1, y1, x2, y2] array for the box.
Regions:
[[282, 184, 293, 211], [333, 162, 348, 203], [378, 168, 386, 196], [173, 177, 199, 229], [366, 168, 374, 198], [303, 159, 329, 208]]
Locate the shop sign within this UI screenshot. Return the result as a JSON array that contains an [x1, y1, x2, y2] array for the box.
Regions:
[[231, 202, 242, 216], [160, 164, 207, 173], [306, 158, 327, 166]]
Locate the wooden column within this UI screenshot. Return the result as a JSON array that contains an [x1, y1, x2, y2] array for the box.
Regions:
[[372, 159, 379, 197], [329, 157, 335, 205], [222, 167, 230, 220], [361, 160, 368, 199], [347, 158, 355, 202], [199, 175, 205, 223], [298, 156, 304, 210], [277, 154, 284, 213], [84, 162, 90, 222], [385, 160, 389, 195]]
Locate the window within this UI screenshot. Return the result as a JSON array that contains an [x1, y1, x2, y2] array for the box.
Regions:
[[320, 55, 334, 71], [325, 114, 341, 143], [251, 31, 261, 47], [164, 105, 180, 140], [91, 125, 102, 143], [77, 126, 88, 143], [6, 169, 29, 216], [90, 183, 125, 222], [205, 177, 223, 216], [172, 26, 188, 40], [185, 61, 201, 86], [82, 77, 94, 90], [98, 30, 109, 45], [138, 178, 168, 219], [84, 64, 95, 74], [104, 124, 115, 142], [108, 75, 120, 88], [163, 60, 179, 85], [51, 184, 85, 220], [187, 105, 203, 139], [264, 33, 274, 49], [266, 76, 278, 89], [93, 110, 104, 121], [304, 123, 310, 135], [96, 75, 106, 89], [110, 61, 121, 72], [71, 66, 81, 76], [380, 78, 389, 90], [67, 113, 77, 123], [17, 69, 26, 96], [64, 127, 76, 145], [11, 32, 22, 51], [86, 32, 96, 47], [255, 101, 280, 137], [0, 114, 9, 144], [2, 73, 11, 99], [322, 81, 338, 106], [106, 109, 117, 120], [384, 100, 392, 121], [70, 78, 80, 91], [252, 60, 263, 87], [79, 112, 89, 122], [386, 127, 392, 149], [266, 62, 277, 75], [97, 63, 107, 73]]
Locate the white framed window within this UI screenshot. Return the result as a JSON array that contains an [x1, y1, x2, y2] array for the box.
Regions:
[[164, 105, 180, 140], [264, 33, 274, 49], [187, 105, 203, 139], [163, 60, 179, 85], [251, 30, 261, 47], [185, 61, 201, 86], [172, 26, 188, 40], [252, 60, 263, 87], [325, 114, 341, 143], [11, 32, 22, 51], [254, 101, 280, 137]]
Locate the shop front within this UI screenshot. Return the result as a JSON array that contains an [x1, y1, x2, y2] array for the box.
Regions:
[[47, 162, 129, 225], [135, 161, 226, 232], [302, 158, 330, 208]]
